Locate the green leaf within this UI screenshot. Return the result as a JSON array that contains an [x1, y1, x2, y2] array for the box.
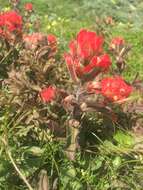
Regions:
[[66, 167, 77, 178], [71, 181, 83, 190], [114, 131, 134, 148], [112, 156, 122, 169], [26, 146, 44, 156]]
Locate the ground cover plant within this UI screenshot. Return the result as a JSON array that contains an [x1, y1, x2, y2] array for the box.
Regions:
[[0, 1, 143, 190]]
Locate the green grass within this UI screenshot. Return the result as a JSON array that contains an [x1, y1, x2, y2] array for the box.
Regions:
[[111, 28, 143, 80]]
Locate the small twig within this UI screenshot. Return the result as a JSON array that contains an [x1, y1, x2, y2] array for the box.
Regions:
[[2, 139, 33, 190], [0, 48, 13, 65], [132, 72, 139, 84]]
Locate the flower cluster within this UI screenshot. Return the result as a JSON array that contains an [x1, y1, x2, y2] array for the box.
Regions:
[[23, 33, 45, 49], [101, 76, 132, 101], [23, 33, 57, 103], [23, 33, 57, 50], [64, 29, 133, 103], [64, 29, 111, 81], [0, 11, 22, 40]]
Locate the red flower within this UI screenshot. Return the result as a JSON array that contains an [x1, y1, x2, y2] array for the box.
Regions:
[[47, 34, 57, 45], [24, 3, 33, 11], [69, 40, 77, 57], [77, 29, 103, 60], [68, 29, 103, 60], [64, 29, 111, 82], [101, 76, 132, 102], [0, 11, 22, 39], [47, 34, 57, 52], [97, 54, 112, 71], [40, 86, 56, 103], [110, 37, 125, 50], [83, 54, 111, 74]]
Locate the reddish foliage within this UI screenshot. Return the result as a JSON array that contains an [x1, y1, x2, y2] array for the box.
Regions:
[[86, 81, 101, 94], [23, 33, 57, 50], [23, 33, 44, 49]]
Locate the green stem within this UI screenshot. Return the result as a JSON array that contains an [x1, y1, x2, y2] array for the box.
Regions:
[[2, 139, 34, 190], [0, 48, 13, 65]]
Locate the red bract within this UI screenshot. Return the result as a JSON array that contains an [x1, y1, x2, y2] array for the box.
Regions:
[[68, 29, 104, 59], [0, 11, 22, 39], [64, 53, 80, 82], [83, 54, 111, 73], [64, 29, 111, 82], [40, 86, 56, 103], [47, 34, 57, 45], [77, 30, 103, 59], [110, 37, 125, 50], [24, 3, 33, 11], [47, 34, 57, 52], [101, 76, 132, 102]]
